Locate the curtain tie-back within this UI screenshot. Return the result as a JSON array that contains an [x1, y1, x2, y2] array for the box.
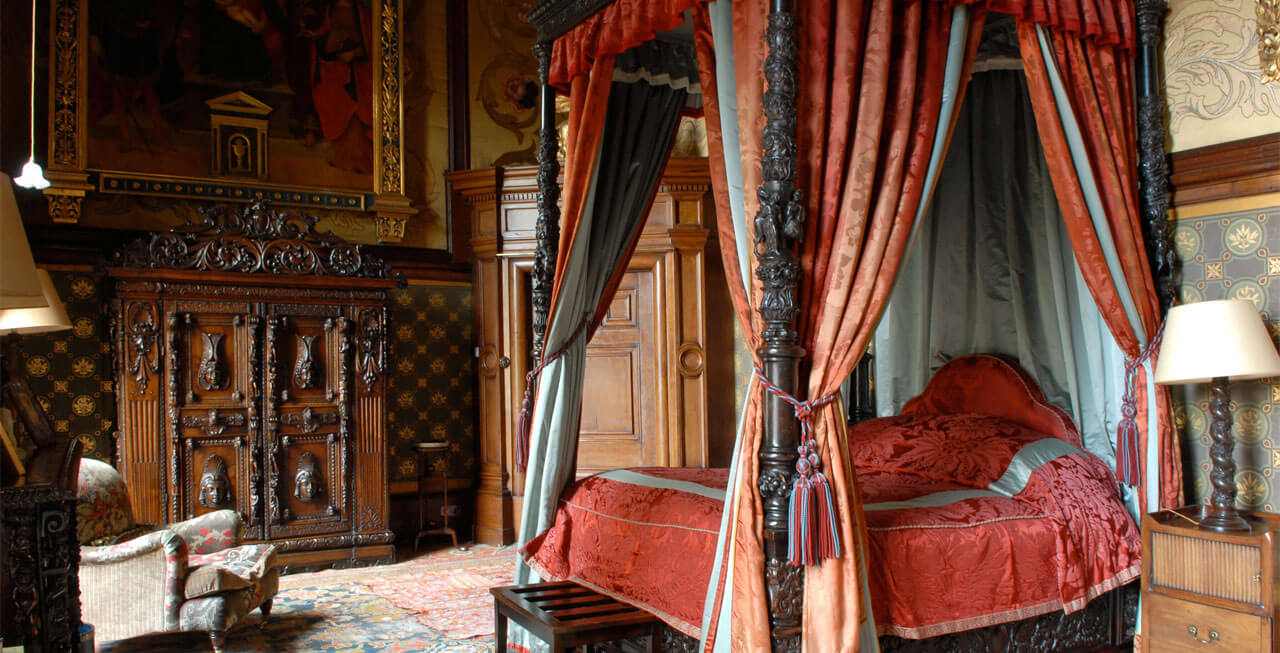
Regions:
[[515, 318, 594, 472], [752, 366, 842, 566], [1117, 314, 1169, 486]]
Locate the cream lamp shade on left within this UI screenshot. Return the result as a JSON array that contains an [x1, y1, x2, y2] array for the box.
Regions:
[[0, 269, 71, 335], [1, 172, 44, 310]]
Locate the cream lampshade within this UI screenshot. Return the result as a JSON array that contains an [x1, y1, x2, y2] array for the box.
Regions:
[[1154, 299, 1280, 384], [1155, 298, 1280, 532], [0, 269, 71, 335], [1, 172, 44, 310]]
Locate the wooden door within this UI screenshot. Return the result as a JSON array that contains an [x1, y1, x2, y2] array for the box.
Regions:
[[576, 270, 661, 475], [166, 303, 257, 534], [263, 305, 352, 539]]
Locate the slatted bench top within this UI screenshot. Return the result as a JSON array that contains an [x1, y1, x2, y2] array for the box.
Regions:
[[492, 580, 661, 651]]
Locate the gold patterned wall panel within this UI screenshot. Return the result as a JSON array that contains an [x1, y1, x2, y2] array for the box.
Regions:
[[11, 270, 115, 463], [1165, 0, 1280, 152]]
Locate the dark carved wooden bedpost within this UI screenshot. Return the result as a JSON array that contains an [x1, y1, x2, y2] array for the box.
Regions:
[[1135, 0, 1177, 315], [531, 39, 561, 362], [756, 0, 805, 650]]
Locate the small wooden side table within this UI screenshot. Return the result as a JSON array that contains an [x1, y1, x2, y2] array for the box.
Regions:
[[413, 441, 457, 551], [1140, 507, 1280, 652]]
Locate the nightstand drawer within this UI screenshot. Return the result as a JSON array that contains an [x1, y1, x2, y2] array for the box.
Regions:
[[1145, 592, 1271, 652], [1150, 528, 1265, 607]]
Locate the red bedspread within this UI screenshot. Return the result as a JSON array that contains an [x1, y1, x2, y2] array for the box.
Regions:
[[522, 415, 1140, 640]]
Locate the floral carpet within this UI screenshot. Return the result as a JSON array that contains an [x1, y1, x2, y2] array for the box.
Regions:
[[98, 545, 515, 652]]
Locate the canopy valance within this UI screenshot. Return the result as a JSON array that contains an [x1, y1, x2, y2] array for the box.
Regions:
[[540, 0, 1134, 90]]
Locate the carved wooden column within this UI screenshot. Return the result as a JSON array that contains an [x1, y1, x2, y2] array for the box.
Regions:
[[43, 0, 92, 224], [530, 40, 561, 363], [1135, 0, 1176, 314], [755, 1, 805, 650]]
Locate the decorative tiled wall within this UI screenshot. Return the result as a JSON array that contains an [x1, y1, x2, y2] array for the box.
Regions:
[[11, 272, 475, 488], [1172, 205, 1280, 510]]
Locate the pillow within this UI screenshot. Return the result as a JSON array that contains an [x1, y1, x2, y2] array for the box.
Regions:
[[849, 413, 1061, 485]]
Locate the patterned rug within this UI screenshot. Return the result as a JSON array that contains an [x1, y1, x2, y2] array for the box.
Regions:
[[360, 557, 514, 639], [97, 545, 515, 652]]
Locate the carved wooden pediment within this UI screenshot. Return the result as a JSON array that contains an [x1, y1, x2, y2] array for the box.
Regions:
[[112, 200, 401, 282]]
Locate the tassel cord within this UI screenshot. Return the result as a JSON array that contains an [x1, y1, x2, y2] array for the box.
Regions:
[[754, 366, 842, 566], [1116, 314, 1169, 486], [515, 318, 593, 471]]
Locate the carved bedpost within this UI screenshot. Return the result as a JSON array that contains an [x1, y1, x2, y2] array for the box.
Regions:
[[1135, 0, 1177, 315], [531, 40, 561, 363], [756, 1, 805, 649]]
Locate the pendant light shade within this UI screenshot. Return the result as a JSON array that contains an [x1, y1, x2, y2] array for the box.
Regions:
[[14, 158, 50, 190], [15, 0, 49, 190]]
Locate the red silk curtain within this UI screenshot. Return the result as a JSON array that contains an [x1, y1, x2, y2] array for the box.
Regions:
[[1018, 22, 1180, 508], [548, 0, 709, 88], [694, 1, 984, 649]]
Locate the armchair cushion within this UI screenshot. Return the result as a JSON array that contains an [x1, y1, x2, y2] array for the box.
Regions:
[[179, 568, 279, 633], [167, 509, 243, 555], [76, 458, 136, 545], [185, 543, 278, 600]]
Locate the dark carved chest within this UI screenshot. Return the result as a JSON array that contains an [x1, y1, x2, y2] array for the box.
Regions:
[[108, 202, 397, 571]]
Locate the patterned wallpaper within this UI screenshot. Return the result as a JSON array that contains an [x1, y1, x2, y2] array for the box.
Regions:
[[10, 270, 115, 463], [1164, 0, 1280, 152], [385, 283, 476, 484], [10, 272, 476, 489], [1172, 205, 1280, 510]]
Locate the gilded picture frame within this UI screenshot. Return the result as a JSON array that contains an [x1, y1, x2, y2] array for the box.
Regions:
[[42, 0, 416, 242]]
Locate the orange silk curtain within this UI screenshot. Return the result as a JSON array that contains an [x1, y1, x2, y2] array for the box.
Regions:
[[694, 1, 984, 649], [1018, 22, 1181, 508], [549, 0, 709, 88]]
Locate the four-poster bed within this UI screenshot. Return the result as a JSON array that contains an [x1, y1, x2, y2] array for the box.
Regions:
[[514, 0, 1179, 649]]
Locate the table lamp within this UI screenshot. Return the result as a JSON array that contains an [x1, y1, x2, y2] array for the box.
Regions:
[[1154, 299, 1280, 532]]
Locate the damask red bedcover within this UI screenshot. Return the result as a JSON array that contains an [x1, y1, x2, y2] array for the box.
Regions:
[[522, 414, 1140, 640]]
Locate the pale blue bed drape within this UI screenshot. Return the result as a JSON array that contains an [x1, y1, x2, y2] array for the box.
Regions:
[[873, 67, 1128, 470]]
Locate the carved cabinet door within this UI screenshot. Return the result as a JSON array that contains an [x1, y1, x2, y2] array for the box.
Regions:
[[166, 305, 258, 534], [262, 305, 352, 539]]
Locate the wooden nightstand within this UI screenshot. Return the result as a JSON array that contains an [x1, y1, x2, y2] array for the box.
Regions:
[[1141, 508, 1280, 651]]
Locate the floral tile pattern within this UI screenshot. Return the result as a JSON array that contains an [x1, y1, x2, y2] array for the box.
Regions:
[[1172, 205, 1280, 510]]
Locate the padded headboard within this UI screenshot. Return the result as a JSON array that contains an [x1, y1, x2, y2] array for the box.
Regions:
[[899, 354, 1083, 448]]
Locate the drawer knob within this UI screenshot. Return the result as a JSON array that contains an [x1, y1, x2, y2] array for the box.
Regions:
[[1187, 625, 1220, 644]]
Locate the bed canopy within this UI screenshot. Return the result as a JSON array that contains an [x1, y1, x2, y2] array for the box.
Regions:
[[519, 0, 1180, 650]]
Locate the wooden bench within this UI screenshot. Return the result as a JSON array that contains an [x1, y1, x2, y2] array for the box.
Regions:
[[491, 581, 662, 652]]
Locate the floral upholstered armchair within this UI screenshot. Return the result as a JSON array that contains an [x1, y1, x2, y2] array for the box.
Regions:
[[76, 458, 279, 651]]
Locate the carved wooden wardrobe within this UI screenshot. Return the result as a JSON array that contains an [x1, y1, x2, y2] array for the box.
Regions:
[[108, 203, 396, 571]]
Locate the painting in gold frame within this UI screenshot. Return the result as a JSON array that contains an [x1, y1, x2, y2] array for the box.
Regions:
[[42, 0, 416, 242]]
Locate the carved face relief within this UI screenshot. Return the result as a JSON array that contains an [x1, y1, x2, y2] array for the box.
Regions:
[[197, 331, 226, 391], [294, 451, 324, 502], [199, 454, 233, 508], [293, 334, 317, 389]]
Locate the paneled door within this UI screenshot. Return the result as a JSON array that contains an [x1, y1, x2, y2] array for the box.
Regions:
[[263, 305, 352, 539], [576, 270, 661, 475], [166, 303, 258, 536]]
